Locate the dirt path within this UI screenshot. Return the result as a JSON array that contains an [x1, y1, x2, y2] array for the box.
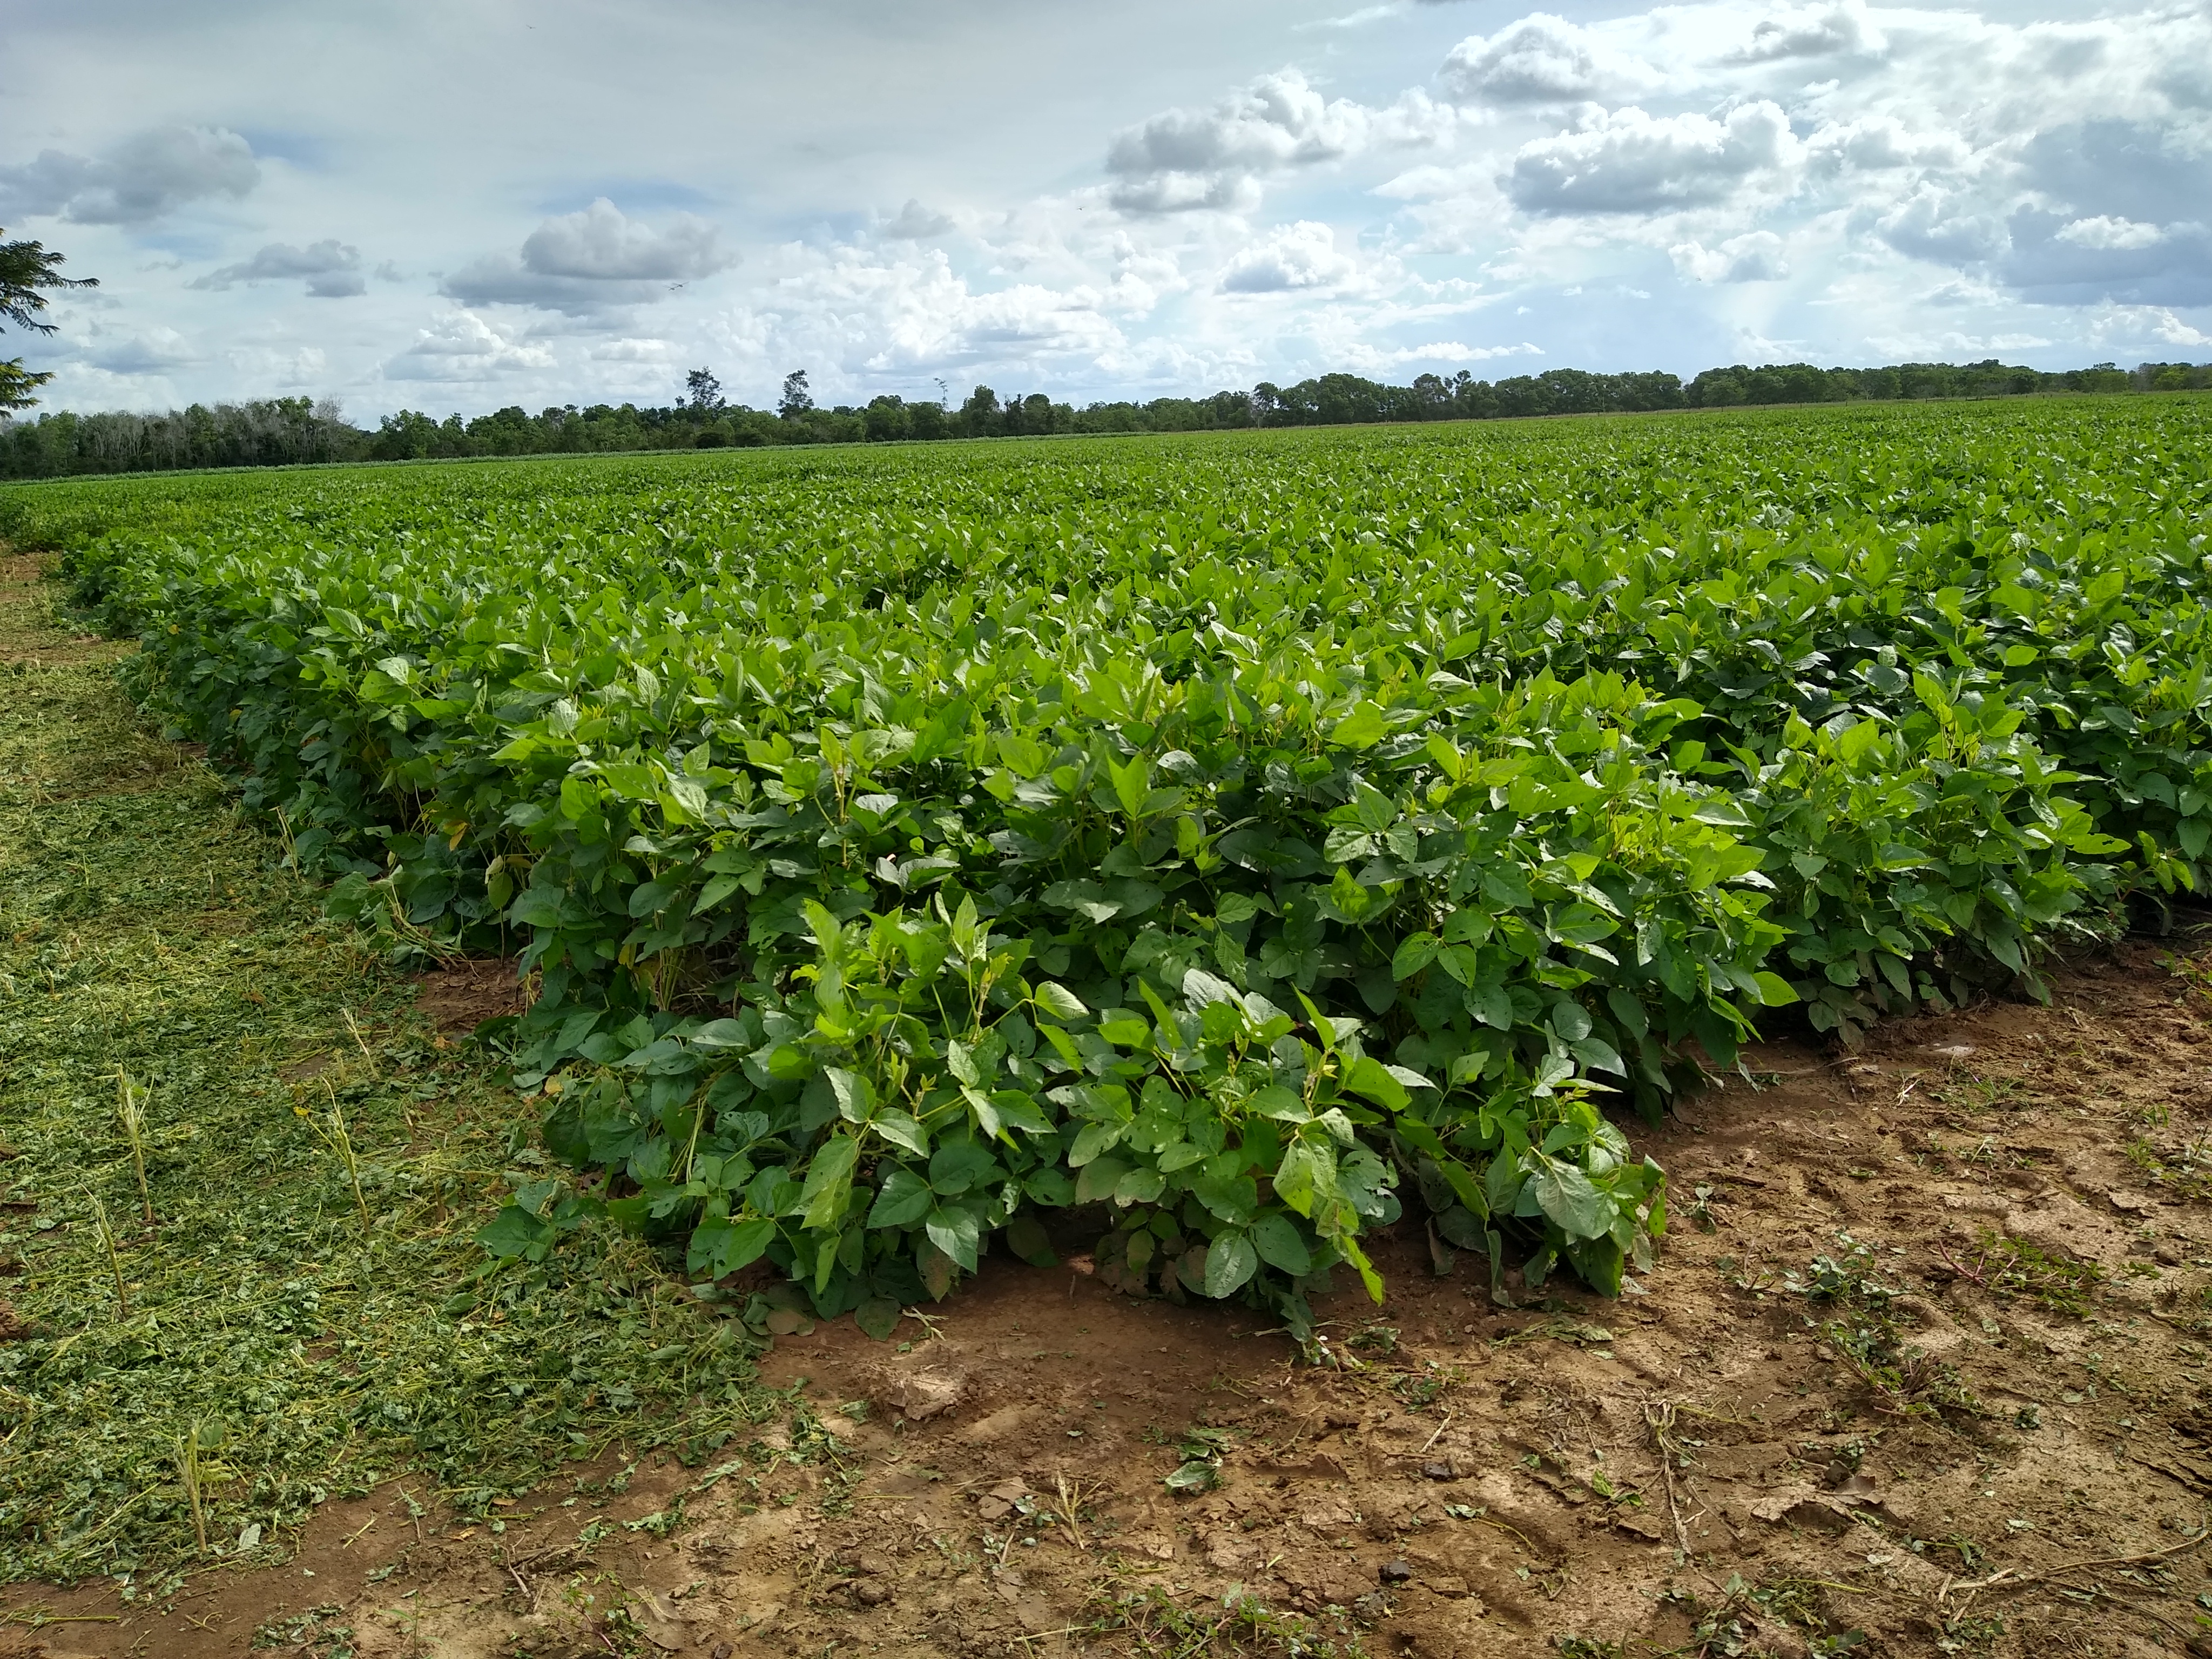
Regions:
[[9, 939, 2212, 1658]]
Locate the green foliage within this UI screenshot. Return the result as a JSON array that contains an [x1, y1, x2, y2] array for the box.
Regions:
[[1, 223, 99, 413], [14, 396, 2212, 1334]]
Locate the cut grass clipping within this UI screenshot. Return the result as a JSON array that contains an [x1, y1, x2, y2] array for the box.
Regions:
[[0, 581, 771, 1587], [10, 395, 2212, 1347]]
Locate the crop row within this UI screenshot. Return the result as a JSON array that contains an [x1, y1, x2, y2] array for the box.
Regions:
[[24, 397, 2212, 1339]]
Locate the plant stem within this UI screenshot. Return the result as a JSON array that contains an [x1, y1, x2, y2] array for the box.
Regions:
[[90, 1193, 129, 1319], [341, 1007, 379, 1077], [117, 1071, 154, 1228], [322, 1081, 370, 1226], [176, 1427, 208, 1554]]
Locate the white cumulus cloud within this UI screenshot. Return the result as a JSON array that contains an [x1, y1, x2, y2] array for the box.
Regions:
[[1671, 230, 1789, 281], [383, 311, 557, 381], [1438, 15, 1626, 106], [1729, 1, 1885, 63], [84, 324, 200, 375], [2055, 215, 2165, 252], [1805, 117, 1971, 174], [443, 199, 734, 315], [2087, 304, 2212, 348], [1220, 221, 1364, 293], [1107, 70, 1453, 214], [880, 199, 956, 240], [1509, 102, 1797, 214], [1874, 183, 2008, 264]]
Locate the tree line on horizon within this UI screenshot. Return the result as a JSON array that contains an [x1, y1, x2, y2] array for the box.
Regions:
[[2, 356, 2208, 482]]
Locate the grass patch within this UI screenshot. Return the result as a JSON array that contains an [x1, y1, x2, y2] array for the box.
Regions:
[[0, 572, 769, 1589]]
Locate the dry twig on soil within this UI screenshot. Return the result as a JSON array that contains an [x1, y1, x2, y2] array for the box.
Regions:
[[1644, 1398, 1695, 1558], [1938, 1523, 2210, 1610]]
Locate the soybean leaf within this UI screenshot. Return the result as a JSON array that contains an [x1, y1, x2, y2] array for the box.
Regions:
[[1249, 1213, 1312, 1276], [1203, 1231, 1259, 1298], [798, 1135, 860, 1230], [1034, 981, 1088, 1021], [924, 1205, 982, 1272]]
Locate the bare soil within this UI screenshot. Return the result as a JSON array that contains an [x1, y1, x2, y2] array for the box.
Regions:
[[12, 939, 2212, 1659], [0, 554, 126, 670], [413, 957, 532, 1034]]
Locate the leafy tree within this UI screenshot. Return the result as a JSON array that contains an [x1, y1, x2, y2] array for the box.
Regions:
[[862, 395, 910, 442], [907, 399, 948, 441], [684, 367, 725, 413], [778, 369, 813, 420], [958, 385, 1001, 437], [1, 227, 98, 412]]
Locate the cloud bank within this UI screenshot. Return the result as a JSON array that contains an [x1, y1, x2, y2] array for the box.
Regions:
[[2, 0, 2207, 416]]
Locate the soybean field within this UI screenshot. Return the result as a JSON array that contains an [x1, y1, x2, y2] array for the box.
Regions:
[[9, 396, 2211, 1341]]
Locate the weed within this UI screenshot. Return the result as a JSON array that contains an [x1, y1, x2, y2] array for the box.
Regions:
[[1827, 1317, 1984, 1420], [2123, 1135, 2212, 1202], [174, 1419, 211, 1554], [304, 1085, 371, 1228], [250, 1603, 354, 1655], [1086, 1581, 1370, 1657], [1785, 1233, 1897, 1309], [87, 1189, 129, 1318], [1935, 1612, 2005, 1655], [1934, 1075, 2027, 1115], [1789, 1235, 1981, 1420], [1662, 1574, 1866, 1657], [1714, 1254, 1778, 1295], [1687, 1183, 1721, 1231], [535, 1573, 652, 1658], [1164, 1425, 1236, 1493], [2157, 949, 2212, 1009], [1937, 1230, 2104, 1317]]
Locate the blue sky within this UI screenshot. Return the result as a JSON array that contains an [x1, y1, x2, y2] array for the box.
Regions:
[[3, 0, 2208, 419]]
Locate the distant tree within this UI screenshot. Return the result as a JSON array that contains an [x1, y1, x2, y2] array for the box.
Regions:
[[907, 399, 948, 441], [685, 367, 725, 413], [959, 385, 1001, 437], [778, 369, 814, 419], [862, 395, 910, 442], [1, 226, 98, 412]]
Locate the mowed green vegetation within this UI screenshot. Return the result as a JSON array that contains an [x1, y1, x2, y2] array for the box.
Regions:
[[7, 397, 2209, 1348], [0, 575, 765, 1587]]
